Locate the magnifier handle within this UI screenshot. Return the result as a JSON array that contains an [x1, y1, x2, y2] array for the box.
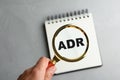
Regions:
[[47, 61, 55, 68], [51, 56, 60, 64], [47, 56, 60, 69]]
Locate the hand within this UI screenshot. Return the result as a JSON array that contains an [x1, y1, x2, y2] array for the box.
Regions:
[[17, 57, 56, 80]]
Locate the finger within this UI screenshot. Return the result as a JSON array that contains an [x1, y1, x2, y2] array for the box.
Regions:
[[17, 67, 33, 80], [32, 57, 50, 80], [34, 57, 50, 71], [45, 66, 56, 80], [47, 61, 55, 69]]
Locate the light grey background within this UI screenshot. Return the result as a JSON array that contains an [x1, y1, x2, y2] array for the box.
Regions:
[[0, 0, 120, 80]]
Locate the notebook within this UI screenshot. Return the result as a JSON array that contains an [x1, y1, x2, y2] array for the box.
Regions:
[[45, 9, 102, 74]]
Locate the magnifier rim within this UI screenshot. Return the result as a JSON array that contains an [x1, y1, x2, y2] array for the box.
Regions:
[[52, 24, 89, 62]]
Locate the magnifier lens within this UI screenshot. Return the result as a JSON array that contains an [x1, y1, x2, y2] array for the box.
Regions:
[[52, 24, 89, 64], [55, 27, 87, 59]]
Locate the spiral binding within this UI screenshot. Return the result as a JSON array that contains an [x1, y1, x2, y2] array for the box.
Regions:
[[47, 9, 89, 24]]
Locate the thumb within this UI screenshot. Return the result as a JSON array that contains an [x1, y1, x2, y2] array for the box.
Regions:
[[45, 66, 56, 80]]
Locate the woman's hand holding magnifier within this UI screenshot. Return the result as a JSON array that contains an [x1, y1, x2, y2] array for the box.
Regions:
[[17, 57, 56, 80]]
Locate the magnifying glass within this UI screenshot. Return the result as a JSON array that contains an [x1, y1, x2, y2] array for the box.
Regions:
[[50, 24, 89, 65]]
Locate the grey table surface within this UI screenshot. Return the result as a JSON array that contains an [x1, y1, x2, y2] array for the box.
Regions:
[[0, 0, 120, 80]]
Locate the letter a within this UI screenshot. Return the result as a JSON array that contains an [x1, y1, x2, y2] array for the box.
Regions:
[[58, 41, 67, 50]]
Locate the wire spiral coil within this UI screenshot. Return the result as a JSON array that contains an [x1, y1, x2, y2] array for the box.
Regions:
[[47, 9, 89, 24]]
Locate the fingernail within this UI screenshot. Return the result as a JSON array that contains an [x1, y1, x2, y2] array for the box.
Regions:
[[48, 61, 55, 68], [48, 66, 56, 74]]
